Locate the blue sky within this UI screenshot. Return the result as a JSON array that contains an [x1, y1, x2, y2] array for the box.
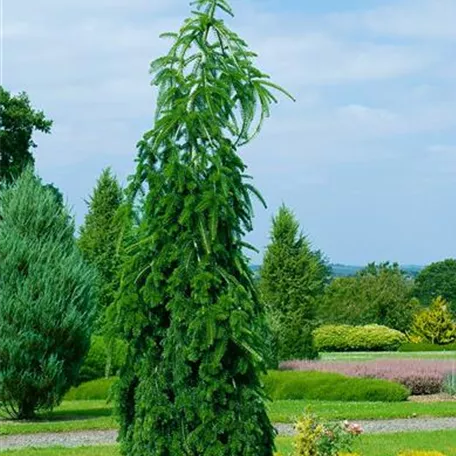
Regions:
[[4, 0, 456, 265]]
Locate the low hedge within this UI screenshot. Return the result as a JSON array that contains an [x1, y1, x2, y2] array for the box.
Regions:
[[263, 371, 410, 402], [65, 377, 118, 401], [67, 371, 410, 403], [314, 324, 406, 352], [79, 336, 127, 383], [399, 342, 456, 352]]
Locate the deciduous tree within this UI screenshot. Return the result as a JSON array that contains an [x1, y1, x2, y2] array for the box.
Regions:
[[318, 263, 418, 333], [414, 259, 456, 314], [0, 87, 52, 183]]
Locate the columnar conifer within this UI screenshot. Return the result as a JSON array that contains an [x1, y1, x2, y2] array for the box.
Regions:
[[116, 0, 291, 454], [79, 168, 124, 332], [260, 205, 330, 361]]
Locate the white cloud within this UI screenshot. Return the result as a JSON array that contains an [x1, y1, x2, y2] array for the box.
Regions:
[[3, 0, 456, 264], [330, 0, 456, 40], [258, 35, 433, 86]]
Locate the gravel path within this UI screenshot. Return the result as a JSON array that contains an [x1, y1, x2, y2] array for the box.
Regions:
[[0, 430, 117, 450], [1, 418, 456, 450], [275, 417, 456, 436]]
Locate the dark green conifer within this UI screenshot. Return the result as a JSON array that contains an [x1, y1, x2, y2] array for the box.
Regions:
[[116, 0, 292, 454], [260, 205, 330, 360], [79, 168, 124, 332]]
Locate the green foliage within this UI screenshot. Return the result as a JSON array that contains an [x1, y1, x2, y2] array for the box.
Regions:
[[411, 296, 456, 345], [414, 259, 456, 313], [318, 263, 418, 333], [78, 168, 125, 331], [443, 372, 456, 396], [65, 378, 118, 401], [116, 1, 292, 455], [314, 324, 407, 352], [0, 169, 96, 419], [0, 87, 52, 184], [263, 371, 410, 402], [260, 205, 330, 361], [399, 342, 456, 352], [79, 336, 127, 383]]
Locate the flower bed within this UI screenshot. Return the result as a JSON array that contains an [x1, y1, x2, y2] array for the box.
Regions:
[[280, 359, 456, 395]]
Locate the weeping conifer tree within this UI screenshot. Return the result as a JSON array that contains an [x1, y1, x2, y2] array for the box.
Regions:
[[117, 1, 292, 455]]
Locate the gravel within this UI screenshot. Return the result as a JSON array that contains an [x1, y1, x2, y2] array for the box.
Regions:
[[275, 417, 456, 436], [0, 430, 117, 450], [2, 418, 456, 450]]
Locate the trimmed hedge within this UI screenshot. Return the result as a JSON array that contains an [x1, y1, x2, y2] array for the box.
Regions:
[[79, 336, 127, 383], [263, 371, 410, 402], [65, 377, 118, 401], [399, 342, 456, 352], [314, 324, 406, 352], [67, 371, 410, 403]]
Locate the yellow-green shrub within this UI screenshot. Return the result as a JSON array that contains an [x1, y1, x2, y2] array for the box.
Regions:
[[291, 411, 362, 456], [314, 324, 406, 352], [411, 296, 456, 345]]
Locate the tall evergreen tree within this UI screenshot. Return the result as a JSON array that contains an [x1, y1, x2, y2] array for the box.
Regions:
[[0, 168, 96, 419], [78, 168, 124, 331], [116, 1, 291, 454], [260, 205, 330, 361], [0, 87, 52, 184]]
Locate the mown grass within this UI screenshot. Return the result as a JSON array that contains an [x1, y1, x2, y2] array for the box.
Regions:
[[320, 351, 456, 361], [2, 400, 456, 436], [268, 399, 456, 422], [1, 431, 456, 455]]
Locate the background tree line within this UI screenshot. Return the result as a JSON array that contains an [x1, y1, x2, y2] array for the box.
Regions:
[[259, 205, 456, 361]]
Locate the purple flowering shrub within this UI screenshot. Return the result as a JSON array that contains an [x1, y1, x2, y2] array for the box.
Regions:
[[280, 359, 456, 395]]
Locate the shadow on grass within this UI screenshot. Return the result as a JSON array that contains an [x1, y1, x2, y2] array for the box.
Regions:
[[0, 405, 113, 424], [41, 407, 113, 422]]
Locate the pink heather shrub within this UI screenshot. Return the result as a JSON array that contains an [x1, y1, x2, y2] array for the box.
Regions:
[[280, 359, 456, 395]]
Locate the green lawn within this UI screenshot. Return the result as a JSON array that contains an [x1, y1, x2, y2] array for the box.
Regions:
[[2, 400, 456, 436], [269, 399, 456, 422], [0, 402, 115, 436], [2, 431, 456, 455], [320, 351, 456, 361]]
